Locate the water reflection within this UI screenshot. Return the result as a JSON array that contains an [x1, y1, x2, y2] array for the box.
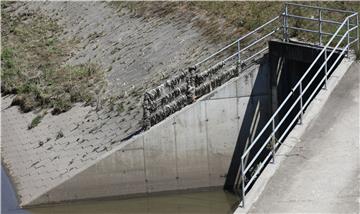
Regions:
[[28, 190, 239, 214]]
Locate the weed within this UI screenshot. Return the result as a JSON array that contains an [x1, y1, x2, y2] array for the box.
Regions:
[[56, 130, 64, 140], [28, 115, 43, 129], [1, 47, 15, 69], [11, 95, 36, 112], [87, 31, 103, 40], [52, 98, 72, 115], [111, 2, 360, 45], [1, 10, 105, 114], [116, 103, 125, 113], [107, 96, 116, 111]]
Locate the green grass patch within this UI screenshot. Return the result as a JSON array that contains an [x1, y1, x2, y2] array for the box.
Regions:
[[1, 2, 105, 114], [28, 115, 43, 129]]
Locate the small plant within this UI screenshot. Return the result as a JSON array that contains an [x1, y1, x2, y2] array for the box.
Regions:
[[28, 115, 43, 129], [56, 130, 64, 140], [116, 103, 125, 113], [1, 47, 15, 69], [356, 48, 360, 61], [1, 11, 105, 115], [107, 96, 116, 111]]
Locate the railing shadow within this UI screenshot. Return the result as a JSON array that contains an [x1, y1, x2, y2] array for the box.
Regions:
[[224, 54, 272, 194]]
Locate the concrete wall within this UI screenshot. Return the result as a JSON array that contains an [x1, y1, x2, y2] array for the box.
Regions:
[[30, 59, 272, 205]]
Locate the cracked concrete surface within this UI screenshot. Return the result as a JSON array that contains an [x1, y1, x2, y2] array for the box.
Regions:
[[248, 62, 359, 213]]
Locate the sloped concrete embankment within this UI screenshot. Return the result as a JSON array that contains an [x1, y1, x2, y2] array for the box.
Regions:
[[1, 1, 224, 207], [27, 58, 272, 205]]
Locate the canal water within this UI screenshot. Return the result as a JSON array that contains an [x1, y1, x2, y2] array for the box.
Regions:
[[2, 166, 239, 214]]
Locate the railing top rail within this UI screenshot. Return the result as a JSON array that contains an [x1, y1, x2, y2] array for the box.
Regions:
[[285, 2, 357, 14], [194, 15, 280, 68], [284, 13, 358, 26]]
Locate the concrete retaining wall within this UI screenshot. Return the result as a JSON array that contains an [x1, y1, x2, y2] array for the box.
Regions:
[[30, 58, 272, 205]]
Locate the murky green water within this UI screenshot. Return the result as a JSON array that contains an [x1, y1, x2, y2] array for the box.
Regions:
[[27, 190, 239, 214], [3, 164, 238, 214]]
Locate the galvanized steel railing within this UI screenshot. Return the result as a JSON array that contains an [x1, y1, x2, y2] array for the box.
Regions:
[[238, 3, 359, 208], [194, 15, 281, 69], [140, 2, 359, 207]]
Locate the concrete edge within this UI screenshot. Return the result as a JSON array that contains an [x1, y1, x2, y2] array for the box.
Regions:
[[234, 57, 355, 213], [23, 138, 137, 206]]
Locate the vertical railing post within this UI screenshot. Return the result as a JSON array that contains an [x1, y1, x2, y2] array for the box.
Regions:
[[237, 40, 240, 64], [241, 158, 245, 208], [271, 119, 276, 163], [357, 13, 359, 51], [283, 4, 288, 42], [347, 17, 350, 57], [324, 49, 328, 90], [237, 40, 241, 75], [299, 82, 304, 125], [319, 9, 322, 45]]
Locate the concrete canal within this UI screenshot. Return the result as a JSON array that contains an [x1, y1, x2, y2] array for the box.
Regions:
[[2, 165, 239, 214]]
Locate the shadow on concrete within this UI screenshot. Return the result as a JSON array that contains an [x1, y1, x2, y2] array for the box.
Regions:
[[224, 54, 272, 193], [224, 40, 343, 200]]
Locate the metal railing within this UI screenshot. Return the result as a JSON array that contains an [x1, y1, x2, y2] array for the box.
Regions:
[[194, 15, 281, 69], [143, 13, 281, 129], [238, 3, 359, 208], [141, 2, 359, 206]]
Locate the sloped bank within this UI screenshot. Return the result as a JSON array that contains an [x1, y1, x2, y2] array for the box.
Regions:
[[1, 1, 224, 207]]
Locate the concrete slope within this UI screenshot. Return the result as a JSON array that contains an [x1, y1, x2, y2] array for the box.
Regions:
[[1, 2, 223, 207], [27, 59, 272, 205], [248, 62, 359, 213]]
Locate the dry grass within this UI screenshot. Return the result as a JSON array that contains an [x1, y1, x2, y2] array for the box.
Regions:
[[112, 2, 360, 45], [2, 1, 359, 115], [1, 2, 106, 114]]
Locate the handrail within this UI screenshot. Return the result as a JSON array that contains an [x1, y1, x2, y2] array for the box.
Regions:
[[142, 3, 358, 133], [286, 13, 357, 26], [242, 44, 348, 192], [142, 15, 281, 129], [243, 27, 349, 175], [238, 4, 358, 207], [194, 16, 280, 67], [241, 16, 349, 161], [222, 29, 279, 63]]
